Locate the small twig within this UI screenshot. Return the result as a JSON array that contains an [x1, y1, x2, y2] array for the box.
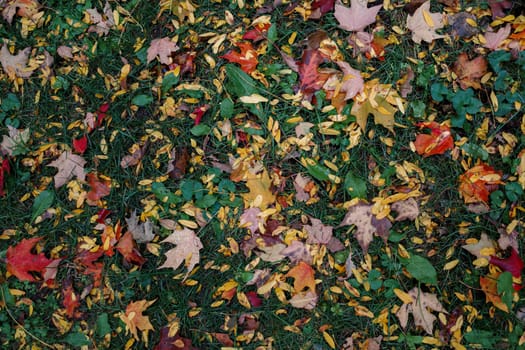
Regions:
[[0, 286, 56, 349]]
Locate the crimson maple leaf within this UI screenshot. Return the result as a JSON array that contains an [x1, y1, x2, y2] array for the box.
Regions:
[[490, 248, 524, 279], [298, 48, 329, 96], [6, 237, 55, 281], [221, 42, 259, 73], [86, 172, 111, 205]]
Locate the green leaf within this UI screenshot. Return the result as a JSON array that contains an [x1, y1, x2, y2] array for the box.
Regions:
[[190, 124, 211, 136], [195, 194, 217, 209], [451, 89, 482, 128], [430, 83, 449, 102], [497, 271, 514, 311], [464, 329, 497, 348], [1, 93, 20, 112], [460, 143, 488, 161], [95, 313, 111, 337], [220, 98, 234, 118], [488, 50, 511, 73], [131, 94, 153, 107], [31, 190, 55, 222], [505, 182, 523, 202], [404, 254, 437, 285], [305, 162, 331, 182], [151, 182, 180, 205], [224, 64, 258, 97], [344, 171, 367, 198], [63, 332, 91, 346], [161, 72, 179, 93]]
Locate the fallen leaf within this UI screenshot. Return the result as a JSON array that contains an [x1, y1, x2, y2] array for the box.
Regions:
[[334, 60, 364, 100], [256, 242, 286, 262], [167, 147, 190, 180], [126, 210, 155, 243], [396, 287, 446, 334], [121, 143, 147, 169], [286, 261, 316, 293], [334, 0, 382, 32], [288, 291, 318, 310], [391, 197, 420, 221], [1, 0, 40, 24], [406, 1, 445, 43], [449, 12, 479, 38], [86, 173, 111, 205], [397, 67, 415, 98], [297, 48, 329, 96], [1, 125, 29, 156], [338, 201, 392, 255], [61, 280, 81, 319], [490, 248, 524, 278], [72, 135, 88, 155], [0, 45, 33, 78], [158, 228, 203, 277], [0, 158, 10, 196], [488, 0, 512, 19], [47, 151, 87, 188], [116, 232, 147, 266], [281, 240, 312, 264], [147, 37, 179, 65], [483, 24, 512, 50], [241, 169, 276, 209], [413, 121, 454, 157], [239, 207, 262, 234], [462, 233, 496, 259], [458, 163, 503, 204], [480, 271, 509, 312], [221, 42, 259, 73], [451, 53, 488, 90], [6, 237, 54, 282], [86, 1, 114, 36], [120, 299, 156, 341]]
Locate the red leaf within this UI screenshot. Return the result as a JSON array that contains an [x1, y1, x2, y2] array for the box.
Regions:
[[243, 22, 271, 42], [86, 173, 111, 205], [62, 280, 82, 319], [116, 232, 146, 266], [458, 163, 503, 203], [96, 208, 112, 224], [221, 42, 259, 73], [6, 237, 54, 282], [72, 134, 88, 154], [414, 121, 454, 157], [298, 48, 329, 96], [191, 104, 210, 125], [490, 248, 524, 278], [154, 327, 197, 350], [246, 291, 262, 307], [0, 158, 10, 196], [312, 0, 335, 14], [74, 246, 104, 287]]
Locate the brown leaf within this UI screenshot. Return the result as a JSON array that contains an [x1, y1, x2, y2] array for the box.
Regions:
[[449, 12, 479, 38], [396, 287, 446, 334], [147, 37, 179, 65], [281, 240, 312, 264], [47, 151, 86, 188], [0, 45, 33, 78], [338, 201, 392, 254], [483, 24, 512, 50], [86, 173, 111, 205], [1, 0, 40, 24], [116, 232, 146, 266], [288, 291, 318, 310], [158, 228, 203, 277], [451, 53, 488, 90], [86, 1, 114, 36], [397, 67, 415, 98], [167, 147, 190, 179]]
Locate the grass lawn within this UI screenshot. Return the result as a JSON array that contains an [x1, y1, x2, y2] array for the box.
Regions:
[[1, 0, 525, 348]]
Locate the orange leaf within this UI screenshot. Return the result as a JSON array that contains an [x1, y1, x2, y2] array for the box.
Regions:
[[458, 163, 503, 203], [120, 299, 156, 341], [414, 121, 454, 157], [116, 232, 146, 266], [480, 272, 509, 312], [451, 53, 488, 90], [86, 173, 111, 205], [62, 280, 81, 319], [286, 261, 316, 293], [221, 42, 259, 73]]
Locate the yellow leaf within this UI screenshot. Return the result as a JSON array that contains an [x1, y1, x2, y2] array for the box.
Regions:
[[241, 169, 276, 209], [423, 10, 435, 27], [239, 94, 268, 104], [323, 331, 336, 349], [394, 288, 414, 304]]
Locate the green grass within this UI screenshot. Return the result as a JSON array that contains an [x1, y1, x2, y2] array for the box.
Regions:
[[0, 0, 524, 349]]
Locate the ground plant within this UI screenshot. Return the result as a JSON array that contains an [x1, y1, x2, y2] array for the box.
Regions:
[[0, 0, 524, 349]]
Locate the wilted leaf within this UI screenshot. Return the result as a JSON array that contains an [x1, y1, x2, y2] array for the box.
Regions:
[[126, 210, 155, 243], [406, 1, 445, 43], [116, 232, 146, 266], [86, 173, 111, 205], [391, 197, 419, 221], [490, 248, 524, 279], [86, 1, 114, 36], [281, 240, 312, 264], [449, 12, 478, 38], [451, 53, 488, 90], [483, 24, 512, 50], [480, 271, 509, 312], [1, 126, 29, 156], [1, 0, 41, 24], [241, 169, 276, 209], [288, 291, 318, 310], [462, 233, 496, 259]]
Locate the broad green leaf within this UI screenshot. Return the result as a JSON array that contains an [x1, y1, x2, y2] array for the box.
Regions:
[[190, 124, 211, 136], [404, 254, 437, 285], [451, 89, 482, 128], [497, 271, 514, 311], [430, 83, 449, 102], [344, 171, 367, 198], [304, 162, 331, 182], [131, 94, 153, 107], [96, 313, 111, 337], [505, 182, 523, 202], [63, 332, 91, 346], [460, 143, 488, 161], [31, 190, 55, 222], [488, 50, 511, 73], [195, 194, 217, 209], [151, 182, 180, 205], [224, 64, 258, 97], [161, 72, 179, 93], [1, 93, 20, 112], [220, 98, 234, 118], [464, 330, 497, 348]]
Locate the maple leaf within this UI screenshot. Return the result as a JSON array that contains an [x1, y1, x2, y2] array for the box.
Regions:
[[483, 24, 511, 50], [86, 173, 111, 205], [490, 248, 524, 278], [47, 151, 86, 188], [458, 163, 503, 204], [0, 45, 32, 78], [6, 237, 54, 281], [72, 134, 88, 155], [451, 53, 488, 90], [241, 169, 276, 209], [73, 246, 104, 287], [126, 210, 155, 243], [116, 232, 147, 266], [61, 280, 81, 319], [157, 0, 197, 23], [120, 299, 155, 341], [390, 197, 420, 221], [406, 1, 445, 44], [154, 326, 198, 350], [488, 0, 512, 19], [1, 125, 29, 156], [413, 121, 454, 157], [281, 240, 312, 264], [396, 287, 447, 335], [334, 0, 382, 32], [158, 228, 203, 277], [297, 48, 329, 96], [86, 1, 114, 36], [239, 207, 262, 234], [243, 21, 271, 42], [221, 42, 259, 74], [351, 79, 404, 133], [288, 291, 318, 310], [480, 272, 509, 312], [338, 201, 392, 255], [147, 37, 179, 65]]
